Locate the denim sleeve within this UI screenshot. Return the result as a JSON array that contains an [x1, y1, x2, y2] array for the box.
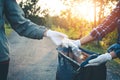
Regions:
[[4, 0, 47, 39], [107, 43, 120, 58]]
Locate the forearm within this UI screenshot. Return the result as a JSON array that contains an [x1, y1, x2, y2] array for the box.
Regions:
[[80, 35, 118, 59], [5, 0, 46, 39], [110, 51, 117, 59], [80, 35, 95, 45]]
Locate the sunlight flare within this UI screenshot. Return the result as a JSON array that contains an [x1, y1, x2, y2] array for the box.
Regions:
[[73, 1, 94, 21], [18, 0, 117, 22], [38, 0, 67, 16], [38, 0, 95, 21]]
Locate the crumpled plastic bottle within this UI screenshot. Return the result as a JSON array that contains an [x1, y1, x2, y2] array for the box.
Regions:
[[71, 46, 81, 57]]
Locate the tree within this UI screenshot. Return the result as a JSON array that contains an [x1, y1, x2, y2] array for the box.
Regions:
[[19, 0, 48, 25], [95, 0, 118, 24]]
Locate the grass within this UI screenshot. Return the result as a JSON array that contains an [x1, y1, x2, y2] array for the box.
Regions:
[[5, 24, 12, 36], [82, 42, 106, 54]]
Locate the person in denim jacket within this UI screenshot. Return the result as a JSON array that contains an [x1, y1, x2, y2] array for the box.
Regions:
[[0, 0, 67, 80]]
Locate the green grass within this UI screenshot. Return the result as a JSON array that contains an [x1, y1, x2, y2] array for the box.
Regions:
[[82, 42, 106, 54], [5, 24, 12, 36]]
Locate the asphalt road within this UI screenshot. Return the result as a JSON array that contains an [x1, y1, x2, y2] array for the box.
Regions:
[[7, 31, 58, 80], [7, 31, 120, 80]]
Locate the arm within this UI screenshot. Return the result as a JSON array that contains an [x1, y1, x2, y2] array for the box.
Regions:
[[80, 36, 118, 58], [62, 1, 120, 67], [84, 43, 120, 67], [83, 1, 120, 58], [80, 1, 120, 45], [80, 35, 95, 45], [4, 0, 68, 46], [110, 51, 117, 59], [80, 36, 118, 59], [4, 0, 47, 39], [90, 1, 120, 40]]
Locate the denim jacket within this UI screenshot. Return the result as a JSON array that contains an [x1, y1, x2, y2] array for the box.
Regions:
[[0, 0, 46, 62]]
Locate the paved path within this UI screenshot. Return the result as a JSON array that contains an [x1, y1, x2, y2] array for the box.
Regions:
[[7, 31, 120, 80], [7, 31, 58, 80]]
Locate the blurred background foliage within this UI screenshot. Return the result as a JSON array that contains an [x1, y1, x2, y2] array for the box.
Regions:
[[6, 0, 119, 53]]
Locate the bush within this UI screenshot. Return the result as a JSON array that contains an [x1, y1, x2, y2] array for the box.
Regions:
[[51, 24, 92, 39], [100, 29, 117, 49]]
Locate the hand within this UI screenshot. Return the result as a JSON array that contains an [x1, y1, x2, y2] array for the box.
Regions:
[[46, 29, 68, 45], [62, 38, 81, 57], [70, 39, 81, 48], [85, 53, 112, 66], [62, 38, 81, 48]]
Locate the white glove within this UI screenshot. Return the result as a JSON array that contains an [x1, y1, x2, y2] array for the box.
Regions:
[[62, 38, 81, 57], [86, 53, 112, 66], [62, 38, 81, 48], [46, 29, 68, 45], [70, 39, 81, 48]]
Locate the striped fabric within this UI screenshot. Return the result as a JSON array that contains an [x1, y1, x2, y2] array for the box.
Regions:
[[90, 1, 120, 40]]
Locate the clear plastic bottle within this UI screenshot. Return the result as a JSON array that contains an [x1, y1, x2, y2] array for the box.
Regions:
[[71, 46, 81, 57]]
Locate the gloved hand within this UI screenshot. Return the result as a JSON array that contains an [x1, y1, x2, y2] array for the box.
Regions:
[[85, 53, 112, 66], [62, 38, 81, 48], [46, 29, 68, 45], [62, 38, 81, 57], [70, 39, 81, 48]]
